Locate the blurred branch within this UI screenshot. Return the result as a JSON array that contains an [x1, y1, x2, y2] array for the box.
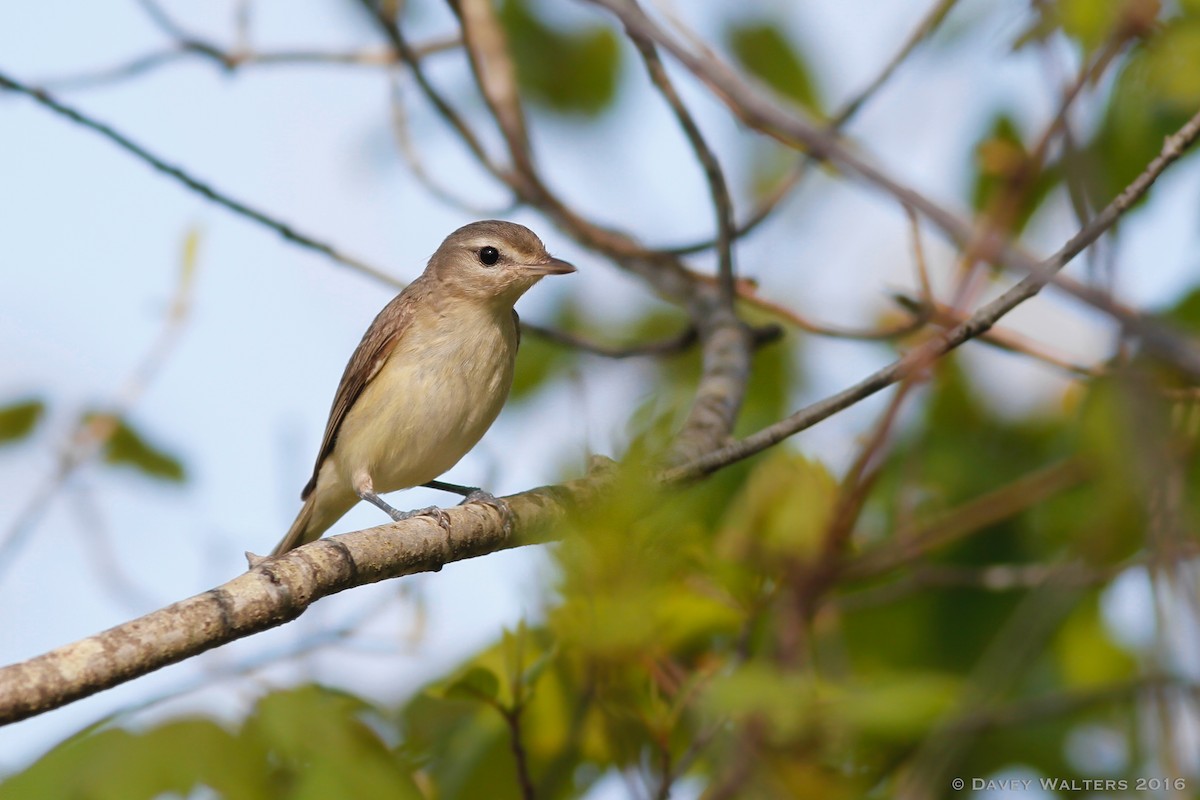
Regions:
[[836, 559, 1132, 612], [842, 458, 1091, 580], [627, 30, 736, 304], [0, 232, 202, 578], [523, 322, 698, 358], [663, 103, 1200, 482], [360, 0, 509, 185], [585, 0, 1200, 378], [947, 675, 1190, 735], [907, 294, 1104, 378], [37, 39, 460, 91], [0, 462, 617, 726], [386, 73, 516, 217], [524, 319, 781, 359], [740, 287, 929, 341], [0, 69, 401, 287], [665, 0, 960, 256]]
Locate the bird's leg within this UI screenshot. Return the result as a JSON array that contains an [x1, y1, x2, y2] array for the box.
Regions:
[[422, 479, 478, 496], [354, 474, 451, 533], [422, 480, 512, 533]]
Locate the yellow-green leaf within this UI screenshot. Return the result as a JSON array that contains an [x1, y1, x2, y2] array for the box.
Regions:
[[726, 21, 821, 113], [0, 399, 44, 444]]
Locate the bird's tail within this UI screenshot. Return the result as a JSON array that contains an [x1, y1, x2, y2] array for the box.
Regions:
[[272, 494, 318, 556], [270, 481, 358, 556]]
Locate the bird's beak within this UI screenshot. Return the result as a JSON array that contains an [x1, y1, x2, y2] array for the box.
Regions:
[[522, 257, 576, 276]]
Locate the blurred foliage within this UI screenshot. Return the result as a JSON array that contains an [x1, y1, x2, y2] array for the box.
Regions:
[[7, 351, 1194, 798], [499, 0, 621, 115], [84, 411, 187, 483], [725, 20, 822, 114], [969, 113, 1062, 236], [0, 687, 422, 800], [0, 399, 44, 445]]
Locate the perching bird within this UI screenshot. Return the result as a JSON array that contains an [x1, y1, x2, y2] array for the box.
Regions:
[[268, 220, 575, 556]]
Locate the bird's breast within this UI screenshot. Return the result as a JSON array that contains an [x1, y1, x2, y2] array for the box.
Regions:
[[332, 306, 519, 492]]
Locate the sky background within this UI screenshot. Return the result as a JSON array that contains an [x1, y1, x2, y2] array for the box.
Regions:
[[2, 0, 1198, 791]]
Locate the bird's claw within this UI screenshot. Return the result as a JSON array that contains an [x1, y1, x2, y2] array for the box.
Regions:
[[462, 490, 514, 536], [245, 550, 270, 570], [390, 505, 452, 535]]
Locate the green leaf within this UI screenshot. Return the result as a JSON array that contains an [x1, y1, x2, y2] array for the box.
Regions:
[[444, 666, 501, 703], [0, 399, 44, 444], [717, 450, 838, 566], [704, 662, 820, 743], [500, 0, 621, 115], [726, 21, 821, 113], [87, 412, 186, 483], [1056, 0, 1131, 52], [838, 672, 960, 742], [246, 686, 422, 800], [1160, 287, 1200, 335], [1090, 18, 1200, 202], [0, 720, 267, 800], [968, 113, 1061, 235], [1055, 596, 1137, 686]]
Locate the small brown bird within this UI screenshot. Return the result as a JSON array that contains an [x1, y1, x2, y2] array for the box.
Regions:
[[269, 220, 574, 556]]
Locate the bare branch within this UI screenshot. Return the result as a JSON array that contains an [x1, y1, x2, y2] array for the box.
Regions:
[[626, 31, 736, 304], [0, 70, 401, 287], [664, 104, 1200, 482], [523, 321, 698, 358], [842, 458, 1091, 581], [665, 0, 961, 256], [0, 465, 615, 727], [585, 0, 1200, 376], [37, 39, 461, 92], [359, 0, 508, 184], [0, 233, 201, 577], [387, 73, 516, 217], [667, 303, 755, 466]]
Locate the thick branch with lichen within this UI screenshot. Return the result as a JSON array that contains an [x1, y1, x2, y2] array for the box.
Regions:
[[0, 467, 613, 726]]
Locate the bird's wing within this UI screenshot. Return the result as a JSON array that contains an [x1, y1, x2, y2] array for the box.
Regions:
[[301, 289, 417, 500]]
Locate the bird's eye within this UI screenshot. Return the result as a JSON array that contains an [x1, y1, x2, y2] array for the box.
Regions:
[[478, 246, 500, 266]]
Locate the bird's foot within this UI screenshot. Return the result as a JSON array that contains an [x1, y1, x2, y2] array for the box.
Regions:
[[462, 490, 514, 536], [245, 551, 270, 569], [390, 505, 453, 536]]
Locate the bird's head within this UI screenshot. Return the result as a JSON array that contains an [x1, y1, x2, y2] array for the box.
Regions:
[[427, 220, 575, 303]]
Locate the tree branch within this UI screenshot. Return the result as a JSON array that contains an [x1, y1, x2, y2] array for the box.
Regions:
[[626, 30, 736, 304], [663, 103, 1200, 482], [0, 466, 614, 727], [585, 0, 1200, 377], [0, 70, 400, 287]]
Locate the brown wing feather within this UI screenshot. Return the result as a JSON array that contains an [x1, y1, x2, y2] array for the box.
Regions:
[[301, 285, 422, 500]]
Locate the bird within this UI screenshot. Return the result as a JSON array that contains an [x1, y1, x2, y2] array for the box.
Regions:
[[267, 220, 575, 557]]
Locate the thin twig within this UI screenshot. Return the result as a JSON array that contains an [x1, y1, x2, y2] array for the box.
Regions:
[[841, 458, 1091, 581], [0, 231, 203, 577], [522, 322, 699, 358], [663, 104, 1200, 482], [0, 70, 400, 287], [386, 72, 514, 217], [360, 0, 507, 182], [587, 0, 1200, 377], [627, 31, 736, 305], [37, 39, 461, 91], [665, 0, 961, 256]]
